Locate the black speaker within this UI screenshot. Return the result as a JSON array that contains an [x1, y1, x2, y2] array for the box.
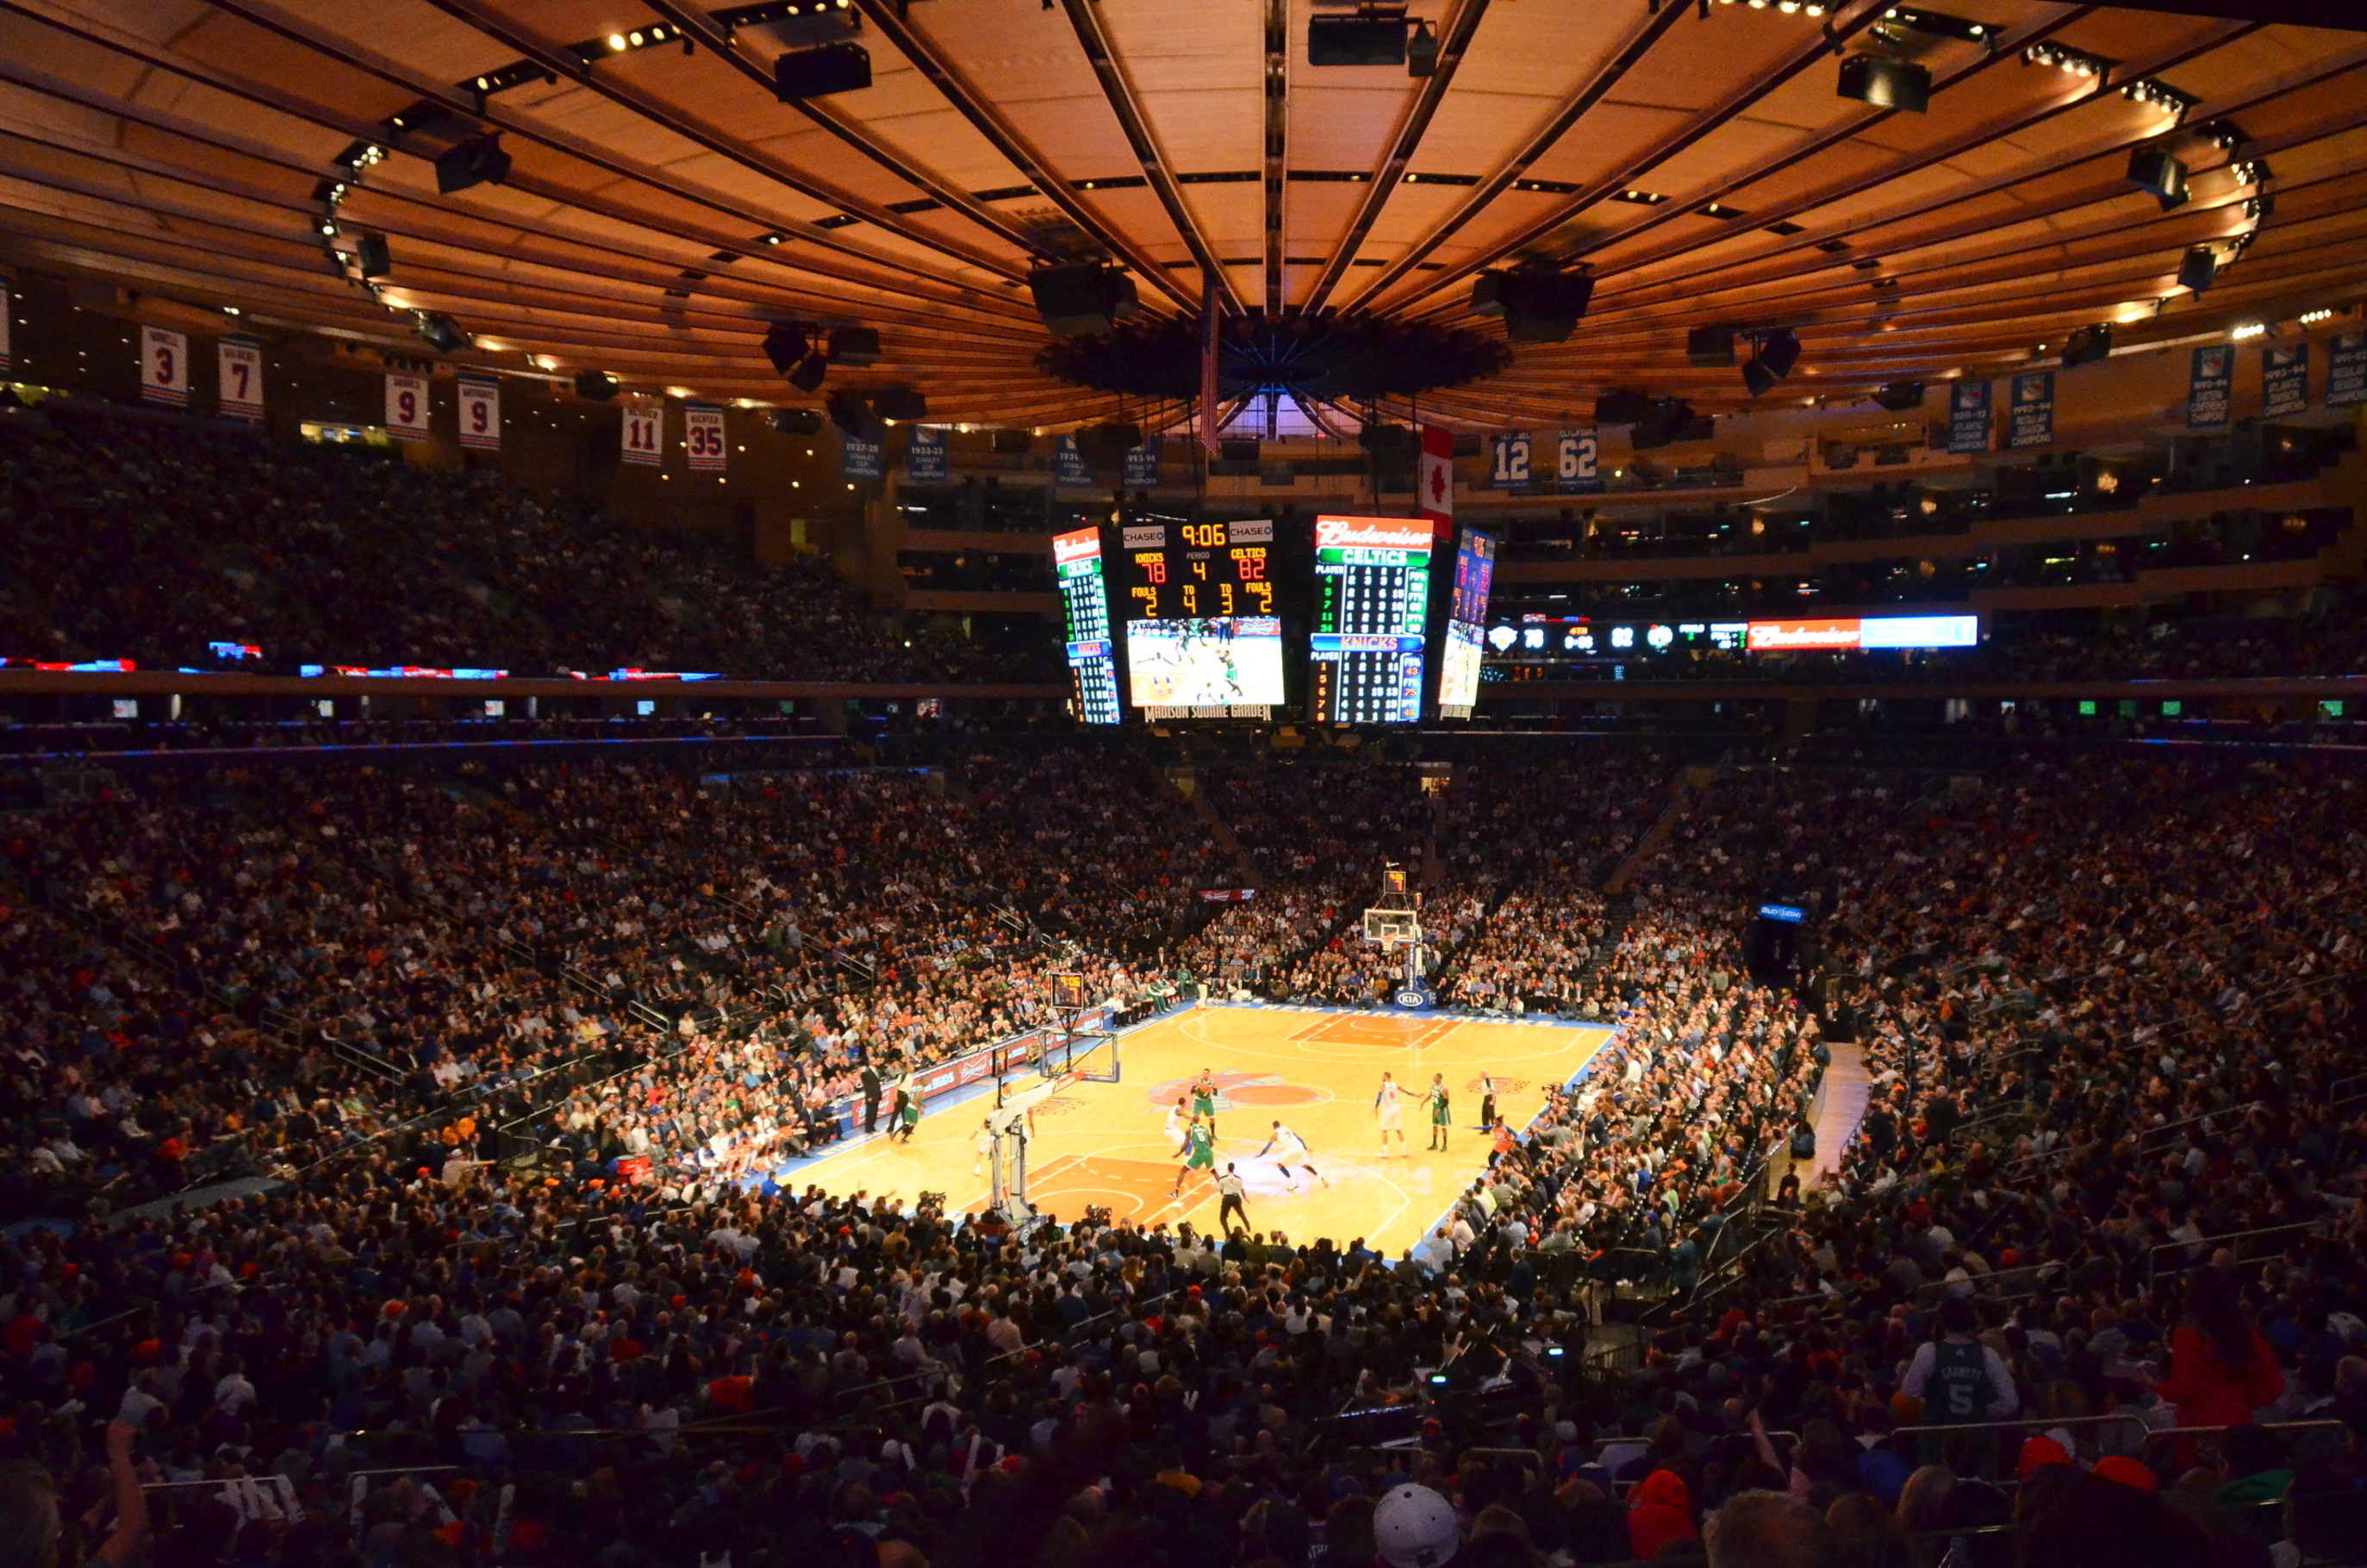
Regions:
[[2064, 323, 2113, 367], [769, 408, 824, 436], [434, 135, 510, 194], [1406, 21, 1439, 78], [776, 42, 871, 100], [1632, 399, 1710, 450], [355, 233, 392, 279], [1029, 264, 1141, 339], [1742, 358, 1783, 397], [1837, 54, 1929, 114], [789, 353, 828, 393], [826, 326, 881, 367], [574, 370, 619, 401], [1757, 327, 1801, 380], [416, 313, 468, 354], [992, 428, 1032, 455], [1872, 381, 1925, 412], [1687, 327, 1735, 368], [1308, 13, 1407, 65], [1594, 389, 1651, 426], [763, 322, 807, 376], [1499, 270, 1594, 344], [2127, 147, 2189, 210], [2178, 246, 2217, 294], [873, 386, 927, 422], [827, 390, 881, 443], [1469, 272, 1508, 319], [1220, 439, 1261, 462]]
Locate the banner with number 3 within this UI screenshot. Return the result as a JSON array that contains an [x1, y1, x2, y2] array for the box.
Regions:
[[141, 326, 189, 408], [621, 395, 663, 466], [457, 376, 501, 451], [384, 372, 430, 443]]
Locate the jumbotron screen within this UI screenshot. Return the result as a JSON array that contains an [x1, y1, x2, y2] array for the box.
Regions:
[[1437, 527, 1496, 719], [1113, 518, 1283, 717], [1051, 526, 1121, 725], [1309, 514, 1433, 725]]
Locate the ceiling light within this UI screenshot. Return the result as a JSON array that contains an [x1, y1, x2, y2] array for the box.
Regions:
[[2299, 308, 2334, 326], [222, 307, 240, 315], [629, 30, 644, 46], [2231, 321, 2265, 340], [608, 34, 627, 51]]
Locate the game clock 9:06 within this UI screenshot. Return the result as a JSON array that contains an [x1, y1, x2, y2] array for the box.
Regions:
[[1118, 517, 1276, 621]]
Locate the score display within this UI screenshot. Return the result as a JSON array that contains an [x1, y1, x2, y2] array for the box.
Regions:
[[1308, 515, 1434, 725], [1114, 518, 1283, 716], [1052, 526, 1121, 725], [1437, 528, 1497, 719]]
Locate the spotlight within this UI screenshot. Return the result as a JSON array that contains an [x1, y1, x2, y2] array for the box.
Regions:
[[2177, 246, 2217, 294], [1838, 54, 1929, 113], [873, 386, 928, 422], [2063, 323, 2113, 366], [826, 326, 881, 366], [789, 352, 828, 393], [1686, 327, 1736, 367], [762, 321, 808, 376], [415, 312, 469, 353], [1405, 20, 1439, 77], [1029, 264, 1141, 339], [775, 41, 871, 99], [434, 134, 511, 195], [769, 408, 824, 436], [574, 370, 620, 401], [1872, 380, 1925, 411], [826, 389, 882, 441], [2126, 147, 2189, 210], [355, 233, 392, 279]]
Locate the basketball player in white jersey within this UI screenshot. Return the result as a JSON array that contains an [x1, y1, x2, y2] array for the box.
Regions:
[[1162, 1094, 1191, 1156], [1255, 1120, 1330, 1192], [1374, 1071, 1406, 1159]]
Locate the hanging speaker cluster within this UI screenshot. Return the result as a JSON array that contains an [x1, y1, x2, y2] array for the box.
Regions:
[[1470, 265, 1594, 344], [1029, 263, 1140, 339], [1741, 328, 1801, 396]]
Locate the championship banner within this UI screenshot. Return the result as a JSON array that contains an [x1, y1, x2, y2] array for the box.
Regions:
[[456, 376, 501, 451], [620, 395, 663, 466], [2187, 345, 2233, 431], [841, 431, 882, 481], [1198, 280, 1221, 456], [140, 326, 189, 408], [684, 402, 726, 472], [1488, 432, 1533, 491], [383, 372, 429, 442], [1556, 429, 1602, 494], [2262, 344, 2309, 419], [1054, 433, 1092, 488], [1946, 380, 1991, 454], [1419, 424, 1454, 529], [906, 423, 948, 482], [216, 337, 264, 421], [2007, 371, 2053, 450], [2329, 333, 2367, 409], [1124, 434, 1162, 488]]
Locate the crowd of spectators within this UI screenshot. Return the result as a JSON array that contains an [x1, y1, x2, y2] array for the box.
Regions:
[[0, 413, 1025, 681], [3, 735, 2366, 1568]]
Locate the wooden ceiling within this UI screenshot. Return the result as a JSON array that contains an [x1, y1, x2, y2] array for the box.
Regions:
[[1, 0, 2362, 431]]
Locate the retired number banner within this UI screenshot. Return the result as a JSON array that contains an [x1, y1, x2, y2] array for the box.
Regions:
[[216, 338, 265, 420], [621, 395, 663, 466], [684, 403, 726, 472], [141, 326, 189, 408], [383, 372, 430, 441], [457, 376, 501, 451]]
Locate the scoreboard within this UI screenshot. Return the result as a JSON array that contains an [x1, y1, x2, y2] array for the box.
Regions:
[[1308, 514, 1434, 725], [1436, 527, 1497, 719], [1052, 526, 1121, 725], [1113, 517, 1284, 715]]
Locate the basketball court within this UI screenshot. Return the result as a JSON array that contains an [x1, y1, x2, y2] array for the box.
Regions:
[[777, 1005, 1614, 1257]]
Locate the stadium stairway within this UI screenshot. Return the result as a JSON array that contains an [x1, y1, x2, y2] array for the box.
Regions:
[[1167, 766, 1264, 887]]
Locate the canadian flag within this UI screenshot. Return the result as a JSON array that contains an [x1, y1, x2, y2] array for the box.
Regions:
[[1419, 424, 1454, 532]]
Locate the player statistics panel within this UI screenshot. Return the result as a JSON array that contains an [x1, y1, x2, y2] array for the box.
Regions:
[[1051, 526, 1121, 725], [1309, 515, 1434, 725]]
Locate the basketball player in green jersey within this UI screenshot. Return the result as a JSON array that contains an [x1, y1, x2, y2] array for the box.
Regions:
[[1191, 1069, 1219, 1140], [1171, 1113, 1218, 1200], [1427, 1073, 1451, 1151]]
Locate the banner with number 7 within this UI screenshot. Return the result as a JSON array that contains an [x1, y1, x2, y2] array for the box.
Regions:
[[218, 338, 265, 420], [384, 372, 430, 443]]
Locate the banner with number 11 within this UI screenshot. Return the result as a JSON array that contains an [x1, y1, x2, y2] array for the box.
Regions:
[[621, 395, 663, 466]]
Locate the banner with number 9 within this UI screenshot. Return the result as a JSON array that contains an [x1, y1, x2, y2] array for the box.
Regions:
[[384, 372, 430, 442]]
